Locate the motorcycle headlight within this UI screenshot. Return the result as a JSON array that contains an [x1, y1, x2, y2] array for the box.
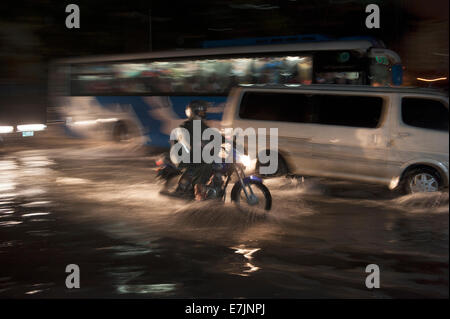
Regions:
[[238, 154, 252, 168], [237, 153, 256, 171]]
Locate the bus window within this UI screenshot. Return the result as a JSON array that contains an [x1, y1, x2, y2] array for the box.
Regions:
[[369, 56, 394, 86], [230, 58, 253, 86], [314, 50, 367, 85], [70, 64, 114, 95], [196, 59, 232, 94], [315, 71, 363, 85], [237, 55, 312, 86], [113, 63, 147, 93], [252, 57, 282, 84], [284, 56, 312, 84], [66, 47, 397, 96]]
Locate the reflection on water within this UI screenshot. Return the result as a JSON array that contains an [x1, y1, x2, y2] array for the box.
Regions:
[[0, 160, 18, 200], [97, 244, 154, 257], [231, 245, 261, 276], [0, 221, 23, 227], [0, 145, 447, 298], [0, 209, 14, 214], [56, 177, 89, 185], [21, 201, 52, 207], [117, 283, 177, 295], [22, 212, 50, 217], [0, 153, 55, 299], [24, 283, 53, 296], [19, 155, 55, 168], [106, 266, 179, 296]]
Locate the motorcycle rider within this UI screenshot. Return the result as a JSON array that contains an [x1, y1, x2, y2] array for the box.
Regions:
[[172, 100, 214, 200]]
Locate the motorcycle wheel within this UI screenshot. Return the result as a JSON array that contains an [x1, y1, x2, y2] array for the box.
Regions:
[[160, 172, 194, 199], [162, 174, 180, 193], [231, 180, 272, 211]]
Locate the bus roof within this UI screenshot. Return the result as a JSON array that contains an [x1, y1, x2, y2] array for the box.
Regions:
[[202, 35, 384, 48], [55, 40, 375, 65]]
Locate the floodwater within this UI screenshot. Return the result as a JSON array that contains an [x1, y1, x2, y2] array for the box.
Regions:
[[0, 140, 448, 298]]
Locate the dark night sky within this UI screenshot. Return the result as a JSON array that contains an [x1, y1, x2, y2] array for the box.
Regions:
[[0, 0, 413, 55], [0, 0, 448, 87]]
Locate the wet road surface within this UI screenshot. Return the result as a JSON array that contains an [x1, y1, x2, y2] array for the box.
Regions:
[[0, 140, 448, 298]]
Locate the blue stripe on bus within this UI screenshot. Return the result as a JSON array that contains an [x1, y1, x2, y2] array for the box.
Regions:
[[94, 95, 226, 148], [204, 113, 223, 121], [96, 96, 170, 147]]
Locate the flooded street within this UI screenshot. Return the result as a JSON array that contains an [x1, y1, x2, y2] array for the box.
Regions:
[[0, 140, 448, 298]]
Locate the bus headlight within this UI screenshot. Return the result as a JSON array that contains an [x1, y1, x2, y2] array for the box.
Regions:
[[0, 126, 14, 134]]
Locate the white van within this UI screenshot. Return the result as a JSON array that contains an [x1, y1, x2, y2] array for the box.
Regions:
[[221, 85, 449, 193]]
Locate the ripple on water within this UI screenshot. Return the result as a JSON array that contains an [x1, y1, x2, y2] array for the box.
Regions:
[[21, 201, 52, 208], [171, 201, 269, 229], [391, 192, 449, 214], [116, 283, 177, 295], [0, 221, 23, 227], [96, 244, 154, 257]]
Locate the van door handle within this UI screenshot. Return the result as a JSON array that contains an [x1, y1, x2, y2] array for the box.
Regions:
[[397, 132, 411, 138]]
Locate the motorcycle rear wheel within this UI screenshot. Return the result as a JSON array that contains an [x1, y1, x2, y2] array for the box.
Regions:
[[160, 172, 194, 199]]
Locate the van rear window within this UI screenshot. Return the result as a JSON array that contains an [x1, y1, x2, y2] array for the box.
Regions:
[[239, 91, 383, 128], [402, 98, 449, 132]]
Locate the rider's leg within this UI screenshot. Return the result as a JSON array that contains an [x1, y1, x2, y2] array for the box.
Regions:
[[192, 164, 213, 201], [194, 184, 205, 201]]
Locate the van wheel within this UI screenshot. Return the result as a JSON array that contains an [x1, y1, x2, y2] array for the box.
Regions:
[[256, 153, 288, 178], [402, 167, 442, 194], [112, 121, 129, 142]]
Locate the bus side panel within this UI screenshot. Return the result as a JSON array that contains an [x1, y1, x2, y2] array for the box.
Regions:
[[96, 96, 169, 147], [61, 95, 226, 148]]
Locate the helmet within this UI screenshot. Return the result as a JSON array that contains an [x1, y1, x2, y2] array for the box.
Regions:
[[185, 100, 209, 120]]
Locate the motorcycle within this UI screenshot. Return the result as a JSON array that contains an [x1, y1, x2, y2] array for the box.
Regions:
[[155, 147, 272, 211]]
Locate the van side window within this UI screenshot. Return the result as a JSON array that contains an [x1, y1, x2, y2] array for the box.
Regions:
[[402, 98, 449, 132], [239, 92, 314, 123], [314, 95, 383, 128]]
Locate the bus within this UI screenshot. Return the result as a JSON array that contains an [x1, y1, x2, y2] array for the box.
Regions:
[[48, 36, 403, 148]]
